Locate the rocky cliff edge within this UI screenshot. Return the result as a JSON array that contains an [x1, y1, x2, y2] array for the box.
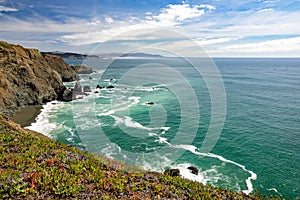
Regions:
[[0, 41, 77, 116]]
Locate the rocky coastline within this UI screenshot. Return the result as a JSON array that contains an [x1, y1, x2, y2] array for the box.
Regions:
[[0, 41, 77, 117], [0, 41, 281, 199]]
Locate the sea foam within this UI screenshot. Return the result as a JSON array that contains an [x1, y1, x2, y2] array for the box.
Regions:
[[173, 144, 257, 195], [25, 100, 63, 137]]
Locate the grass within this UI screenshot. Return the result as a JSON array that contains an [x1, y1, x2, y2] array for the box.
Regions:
[[0, 41, 14, 48], [0, 115, 284, 199]]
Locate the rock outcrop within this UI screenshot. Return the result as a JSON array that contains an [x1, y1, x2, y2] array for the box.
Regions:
[[145, 102, 155, 105], [43, 54, 78, 82], [164, 169, 180, 177], [187, 166, 199, 175], [62, 89, 73, 102], [106, 85, 115, 89], [0, 41, 77, 116]]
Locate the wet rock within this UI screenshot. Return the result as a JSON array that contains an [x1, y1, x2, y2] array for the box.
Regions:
[[164, 169, 180, 177], [96, 84, 103, 89], [62, 89, 73, 102], [145, 102, 155, 105], [106, 85, 114, 89], [187, 166, 199, 175], [83, 85, 91, 92]]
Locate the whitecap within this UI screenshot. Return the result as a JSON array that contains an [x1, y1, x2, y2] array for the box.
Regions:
[[267, 188, 282, 196], [154, 136, 171, 145], [173, 144, 257, 195], [172, 163, 207, 184]]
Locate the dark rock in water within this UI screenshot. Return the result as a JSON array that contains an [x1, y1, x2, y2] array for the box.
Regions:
[[187, 166, 199, 175], [96, 84, 103, 89], [164, 169, 180, 177], [94, 91, 99, 94], [62, 88, 73, 101], [106, 85, 114, 89], [89, 76, 93, 80], [83, 85, 91, 92], [145, 102, 155, 105], [73, 81, 82, 93]]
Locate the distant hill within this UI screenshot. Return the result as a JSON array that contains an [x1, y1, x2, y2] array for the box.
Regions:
[[42, 51, 164, 59], [41, 51, 95, 59], [119, 52, 164, 58]]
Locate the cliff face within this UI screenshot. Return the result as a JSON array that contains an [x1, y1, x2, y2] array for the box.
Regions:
[[0, 41, 77, 115]]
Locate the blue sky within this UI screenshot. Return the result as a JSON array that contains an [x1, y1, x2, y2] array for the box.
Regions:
[[1, 0, 300, 57]]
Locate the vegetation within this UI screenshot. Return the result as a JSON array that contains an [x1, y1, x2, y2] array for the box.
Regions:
[[0, 41, 14, 48], [0, 115, 283, 199]]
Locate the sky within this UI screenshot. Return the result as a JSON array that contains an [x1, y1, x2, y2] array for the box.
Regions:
[[1, 0, 300, 57]]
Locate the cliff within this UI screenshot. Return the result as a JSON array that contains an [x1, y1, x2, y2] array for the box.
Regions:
[[0, 41, 77, 116]]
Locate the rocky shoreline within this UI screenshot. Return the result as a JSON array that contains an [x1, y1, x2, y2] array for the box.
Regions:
[[0, 41, 283, 199], [0, 41, 78, 117]]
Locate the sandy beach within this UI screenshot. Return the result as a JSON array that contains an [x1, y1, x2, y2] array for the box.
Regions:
[[10, 105, 42, 127]]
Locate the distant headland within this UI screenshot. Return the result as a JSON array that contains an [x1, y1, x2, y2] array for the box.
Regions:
[[42, 51, 164, 59]]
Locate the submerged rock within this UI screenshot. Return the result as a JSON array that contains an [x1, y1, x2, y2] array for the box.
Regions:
[[96, 84, 104, 89], [83, 85, 91, 92], [164, 169, 180, 177]]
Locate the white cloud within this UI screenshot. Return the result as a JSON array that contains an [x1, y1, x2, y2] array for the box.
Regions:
[[151, 4, 207, 25], [60, 3, 214, 45], [87, 18, 101, 26], [257, 8, 274, 12], [198, 4, 216, 10], [0, 15, 97, 33], [195, 37, 238, 46], [181, 8, 300, 40], [105, 17, 114, 23], [223, 37, 300, 53], [2, 0, 299, 57], [0, 5, 19, 12]]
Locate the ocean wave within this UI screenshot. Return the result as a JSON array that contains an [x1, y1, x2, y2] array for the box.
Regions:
[[25, 100, 64, 137], [97, 96, 140, 116], [173, 144, 257, 195]]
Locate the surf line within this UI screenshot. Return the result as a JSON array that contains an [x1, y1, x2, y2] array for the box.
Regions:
[[172, 144, 257, 195]]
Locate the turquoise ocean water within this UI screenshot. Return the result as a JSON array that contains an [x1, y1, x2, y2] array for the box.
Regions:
[[27, 58, 300, 199]]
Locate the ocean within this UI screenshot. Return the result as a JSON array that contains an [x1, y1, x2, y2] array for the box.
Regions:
[[27, 57, 300, 199]]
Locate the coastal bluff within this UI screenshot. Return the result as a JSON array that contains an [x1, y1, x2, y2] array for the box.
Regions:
[[0, 41, 77, 116]]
